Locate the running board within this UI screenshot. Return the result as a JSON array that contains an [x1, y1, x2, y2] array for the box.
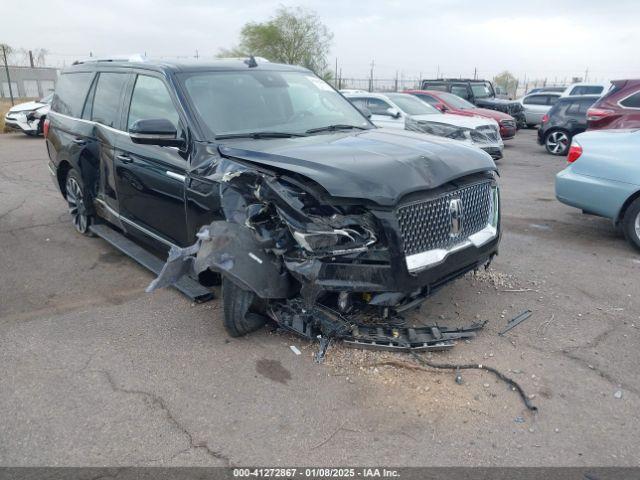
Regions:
[[89, 224, 214, 303]]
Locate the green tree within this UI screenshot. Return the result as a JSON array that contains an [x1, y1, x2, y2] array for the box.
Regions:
[[219, 6, 334, 80], [493, 71, 518, 98]]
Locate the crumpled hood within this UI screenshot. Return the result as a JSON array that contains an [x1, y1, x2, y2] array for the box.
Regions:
[[410, 113, 497, 129], [8, 101, 47, 113], [217, 128, 496, 206]]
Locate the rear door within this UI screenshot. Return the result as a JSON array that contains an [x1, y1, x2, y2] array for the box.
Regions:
[[523, 94, 551, 124], [47, 71, 96, 184], [114, 73, 190, 247], [85, 71, 132, 217]]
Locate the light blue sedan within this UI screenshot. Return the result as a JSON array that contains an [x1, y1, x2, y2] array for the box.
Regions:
[[555, 129, 640, 250]]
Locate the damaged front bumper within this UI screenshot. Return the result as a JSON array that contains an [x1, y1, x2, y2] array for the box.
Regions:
[[148, 160, 500, 352]]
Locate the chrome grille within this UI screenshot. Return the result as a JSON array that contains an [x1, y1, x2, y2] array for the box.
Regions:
[[397, 181, 492, 256]]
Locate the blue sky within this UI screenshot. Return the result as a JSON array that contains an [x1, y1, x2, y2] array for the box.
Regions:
[[4, 0, 639, 82]]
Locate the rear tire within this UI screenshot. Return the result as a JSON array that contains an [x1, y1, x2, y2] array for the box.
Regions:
[[622, 198, 640, 251], [545, 130, 571, 156], [65, 169, 94, 236], [222, 277, 267, 337]]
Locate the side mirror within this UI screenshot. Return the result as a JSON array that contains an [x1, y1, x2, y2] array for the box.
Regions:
[[386, 107, 402, 119], [129, 118, 184, 147], [356, 105, 372, 119], [436, 103, 448, 112]]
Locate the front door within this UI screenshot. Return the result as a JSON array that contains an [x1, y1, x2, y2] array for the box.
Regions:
[[366, 97, 404, 129], [114, 74, 190, 247]]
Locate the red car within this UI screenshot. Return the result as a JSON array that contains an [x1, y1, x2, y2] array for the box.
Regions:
[[587, 79, 640, 130], [403, 89, 517, 140]]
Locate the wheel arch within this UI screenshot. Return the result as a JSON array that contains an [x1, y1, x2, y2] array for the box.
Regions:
[[56, 160, 72, 198], [615, 188, 640, 226]]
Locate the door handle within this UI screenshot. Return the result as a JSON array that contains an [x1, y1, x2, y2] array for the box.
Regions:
[[72, 138, 86, 146], [116, 154, 134, 164], [166, 171, 186, 182]]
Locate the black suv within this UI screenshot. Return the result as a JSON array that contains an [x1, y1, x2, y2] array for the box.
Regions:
[[421, 79, 526, 128], [45, 58, 500, 347], [537, 95, 600, 155]]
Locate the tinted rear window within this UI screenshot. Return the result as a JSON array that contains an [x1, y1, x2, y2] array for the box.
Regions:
[[423, 83, 448, 92], [569, 85, 603, 95], [620, 91, 640, 109], [51, 72, 94, 117]]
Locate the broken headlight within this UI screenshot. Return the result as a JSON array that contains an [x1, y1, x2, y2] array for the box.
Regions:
[[292, 225, 376, 255]]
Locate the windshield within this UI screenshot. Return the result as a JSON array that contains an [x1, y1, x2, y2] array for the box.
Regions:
[[436, 92, 476, 109], [180, 70, 371, 137], [470, 82, 493, 99], [386, 93, 440, 115], [39, 93, 53, 104]]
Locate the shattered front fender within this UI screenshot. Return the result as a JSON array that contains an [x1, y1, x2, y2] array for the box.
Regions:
[[194, 222, 294, 299], [147, 221, 295, 300]]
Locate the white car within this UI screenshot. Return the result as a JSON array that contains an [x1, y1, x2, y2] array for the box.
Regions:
[[560, 83, 609, 97], [518, 91, 562, 127], [3, 93, 52, 136], [345, 92, 504, 159]]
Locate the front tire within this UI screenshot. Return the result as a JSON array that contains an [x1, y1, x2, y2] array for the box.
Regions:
[[622, 198, 640, 251], [545, 130, 571, 156], [222, 277, 267, 337], [65, 169, 93, 235]]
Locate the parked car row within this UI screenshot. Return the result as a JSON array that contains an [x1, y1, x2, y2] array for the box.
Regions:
[[344, 92, 504, 159], [552, 79, 640, 251], [3, 93, 52, 135]]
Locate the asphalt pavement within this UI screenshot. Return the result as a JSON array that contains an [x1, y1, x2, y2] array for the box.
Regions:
[[1, 130, 639, 466]]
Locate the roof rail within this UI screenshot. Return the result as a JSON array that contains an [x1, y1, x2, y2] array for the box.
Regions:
[[216, 56, 270, 63], [72, 54, 147, 65]]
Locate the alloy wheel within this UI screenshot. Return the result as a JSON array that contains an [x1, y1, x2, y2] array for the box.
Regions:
[[546, 131, 569, 155], [66, 176, 89, 233], [635, 211, 640, 240]]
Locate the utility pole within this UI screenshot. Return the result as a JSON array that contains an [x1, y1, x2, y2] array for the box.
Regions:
[[2, 45, 14, 106], [369, 60, 374, 92], [584, 67, 589, 82], [28, 50, 34, 68], [195, 49, 199, 59], [473, 67, 477, 80], [394, 70, 398, 92]]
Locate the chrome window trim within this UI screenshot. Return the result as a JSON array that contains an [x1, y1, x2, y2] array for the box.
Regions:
[[617, 90, 640, 111], [94, 198, 178, 248], [48, 111, 129, 136]]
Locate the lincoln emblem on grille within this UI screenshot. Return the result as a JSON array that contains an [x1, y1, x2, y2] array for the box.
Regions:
[[449, 198, 463, 237]]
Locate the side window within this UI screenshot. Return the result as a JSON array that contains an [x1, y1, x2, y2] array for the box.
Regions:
[[547, 95, 560, 106], [579, 99, 597, 114], [91, 73, 129, 128], [620, 91, 640, 109], [566, 101, 581, 115], [366, 97, 393, 115], [524, 95, 546, 105], [348, 98, 368, 111], [127, 75, 180, 132], [451, 85, 470, 99], [51, 72, 94, 117]]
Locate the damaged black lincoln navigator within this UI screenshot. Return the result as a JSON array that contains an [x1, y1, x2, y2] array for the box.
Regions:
[[45, 57, 500, 354]]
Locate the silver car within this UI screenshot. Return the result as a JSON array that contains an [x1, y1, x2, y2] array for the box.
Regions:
[[3, 93, 52, 136], [518, 92, 561, 127]]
